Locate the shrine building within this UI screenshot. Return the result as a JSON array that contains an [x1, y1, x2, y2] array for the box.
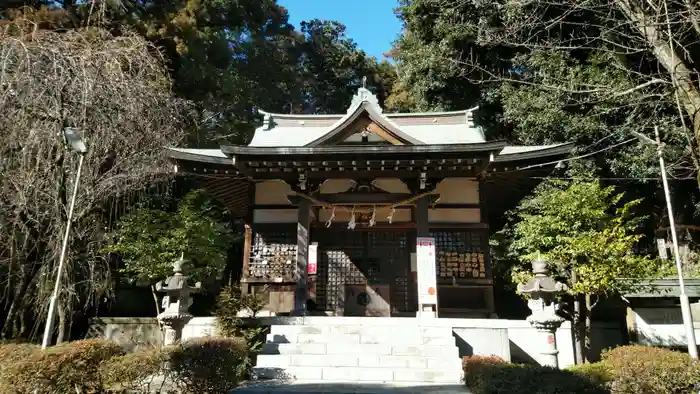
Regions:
[[166, 87, 573, 318]]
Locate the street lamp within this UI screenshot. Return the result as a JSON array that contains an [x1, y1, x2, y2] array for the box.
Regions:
[[41, 127, 88, 349], [632, 126, 698, 359]]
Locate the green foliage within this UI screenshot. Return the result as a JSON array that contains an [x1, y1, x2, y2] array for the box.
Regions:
[[391, 0, 694, 181], [497, 180, 656, 297], [0, 339, 125, 394], [462, 355, 508, 391], [463, 358, 609, 394], [566, 362, 614, 386], [108, 189, 234, 285], [168, 337, 248, 394], [4, 3, 398, 146], [215, 284, 268, 377], [602, 345, 700, 394], [100, 337, 248, 393], [100, 347, 171, 393]]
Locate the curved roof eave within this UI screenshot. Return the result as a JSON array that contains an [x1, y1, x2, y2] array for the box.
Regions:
[[257, 106, 478, 120], [305, 101, 426, 146], [494, 143, 575, 162]]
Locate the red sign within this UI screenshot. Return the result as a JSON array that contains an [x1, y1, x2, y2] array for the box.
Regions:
[[307, 243, 318, 275], [547, 334, 555, 345]]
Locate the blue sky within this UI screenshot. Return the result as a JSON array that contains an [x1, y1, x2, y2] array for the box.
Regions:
[[278, 0, 402, 60]]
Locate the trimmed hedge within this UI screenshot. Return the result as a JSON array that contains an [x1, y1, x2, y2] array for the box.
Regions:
[[169, 337, 248, 394], [100, 347, 171, 393], [0, 339, 125, 394], [0, 337, 249, 394], [566, 362, 614, 386], [462, 355, 609, 394], [602, 345, 700, 394], [463, 355, 508, 391]]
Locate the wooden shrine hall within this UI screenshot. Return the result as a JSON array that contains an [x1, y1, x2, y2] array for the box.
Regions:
[[166, 87, 573, 318]]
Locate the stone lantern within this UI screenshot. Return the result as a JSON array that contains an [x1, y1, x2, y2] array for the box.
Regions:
[[517, 255, 569, 368], [155, 254, 202, 346]]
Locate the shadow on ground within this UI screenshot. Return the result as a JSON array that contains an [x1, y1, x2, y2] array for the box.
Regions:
[[231, 380, 469, 393]]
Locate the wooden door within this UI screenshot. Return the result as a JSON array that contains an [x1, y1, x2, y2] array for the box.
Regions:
[[315, 229, 412, 316]]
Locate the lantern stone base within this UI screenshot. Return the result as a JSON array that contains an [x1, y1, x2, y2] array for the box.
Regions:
[[158, 313, 193, 346], [527, 313, 565, 368]]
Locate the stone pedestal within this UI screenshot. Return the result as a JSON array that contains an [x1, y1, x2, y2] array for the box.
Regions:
[[526, 305, 565, 368], [155, 254, 201, 346], [159, 314, 193, 346]]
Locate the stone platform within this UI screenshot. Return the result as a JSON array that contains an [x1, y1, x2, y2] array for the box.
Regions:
[[232, 380, 469, 393], [250, 317, 463, 385]]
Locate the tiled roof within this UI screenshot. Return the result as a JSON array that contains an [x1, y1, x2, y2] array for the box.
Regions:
[[252, 88, 484, 147], [167, 88, 572, 161]]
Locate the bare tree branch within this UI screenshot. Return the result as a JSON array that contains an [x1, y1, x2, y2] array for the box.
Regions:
[[0, 17, 189, 340]]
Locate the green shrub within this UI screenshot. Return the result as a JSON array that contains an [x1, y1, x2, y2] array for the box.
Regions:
[[463, 355, 507, 392], [0, 339, 124, 394], [215, 284, 268, 376], [566, 362, 614, 386], [0, 341, 39, 365], [602, 345, 700, 394], [463, 356, 610, 394], [100, 347, 170, 393], [169, 337, 247, 394], [477, 364, 610, 394]]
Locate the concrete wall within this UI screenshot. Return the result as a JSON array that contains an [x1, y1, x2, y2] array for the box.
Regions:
[[89, 316, 624, 368], [632, 305, 700, 347]]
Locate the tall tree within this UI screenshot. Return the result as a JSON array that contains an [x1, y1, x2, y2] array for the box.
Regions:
[[1, 3, 398, 143], [495, 180, 657, 362], [391, 0, 699, 183], [293, 19, 389, 114], [0, 18, 187, 342], [1, 1, 300, 146], [108, 189, 234, 315]]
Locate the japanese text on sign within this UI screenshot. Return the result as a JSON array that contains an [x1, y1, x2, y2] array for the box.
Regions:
[[416, 237, 437, 305]]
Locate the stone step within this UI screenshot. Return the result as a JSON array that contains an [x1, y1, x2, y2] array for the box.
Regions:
[[256, 354, 462, 370], [252, 366, 463, 383], [232, 381, 470, 393], [260, 343, 460, 358], [265, 333, 455, 346], [269, 325, 453, 338]]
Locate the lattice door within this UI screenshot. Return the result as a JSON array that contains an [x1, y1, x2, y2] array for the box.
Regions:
[[315, 230, 411, 315]]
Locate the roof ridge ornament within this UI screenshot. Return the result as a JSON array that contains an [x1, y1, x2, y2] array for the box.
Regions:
[[348, 79, 383, 114]]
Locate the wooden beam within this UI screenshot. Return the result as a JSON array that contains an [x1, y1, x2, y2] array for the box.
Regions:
[[428, 222, 489, 230], [251, 204, 297, 210], [241, 224, 252, 294], [313, 222, 416, 230], [366, 122, 404, 145], [416, 196, 430, 238], [315, 192, 413, 204]]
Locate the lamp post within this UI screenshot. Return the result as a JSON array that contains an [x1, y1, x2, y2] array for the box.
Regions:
[[41, 127, 88, 349], [632, 126, 698, 359]]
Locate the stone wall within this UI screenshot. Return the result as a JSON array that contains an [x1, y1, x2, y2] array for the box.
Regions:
[[631, 305, 700, 347], [88, 317, 219, 350], [89, 316, 623, 367]]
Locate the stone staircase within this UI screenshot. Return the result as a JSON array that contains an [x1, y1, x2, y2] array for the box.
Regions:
[[251, 317, 463, 384]]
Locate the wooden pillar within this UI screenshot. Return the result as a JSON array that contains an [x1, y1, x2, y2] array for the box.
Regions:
[[240, 224, 252, 293], [416, 196, 430, 238], [414, 196, 432, 315], [294, 198, 311, 315]]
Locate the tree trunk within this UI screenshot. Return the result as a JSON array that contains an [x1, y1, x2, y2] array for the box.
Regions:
[[584, 293, 593, 363], [151, 284, 161, 316], [615, 0, 700, 148], [1, 271, 31, 339], [571, 270, 584, 365], [57, 296, 67, 344]]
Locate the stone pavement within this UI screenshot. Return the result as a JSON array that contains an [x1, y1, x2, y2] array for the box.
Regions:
[[231, 380, 470, 393]]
